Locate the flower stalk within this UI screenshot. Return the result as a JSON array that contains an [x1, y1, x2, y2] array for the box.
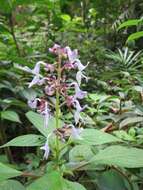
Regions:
[[55, 54, 62, 167]]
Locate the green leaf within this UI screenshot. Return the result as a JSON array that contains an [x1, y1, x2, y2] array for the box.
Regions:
[[119, 117, 143, 128], [118, 19, 140, 30], [0, 162, 22, 181], [127, 31, 143, 42], [96, 170, 127, 190], [69, 145, 94, 162], [27, 171, 63, 190], [63, 180, 86, 190], [91, 145, 143, 168], [26, 111, 63, 137], [78, 129, 121, 145], [0, 135, 45, 148], [0, 180, 25, 190], [1, 111, 21, 123], [113, 130, 135, 141], [61, 14, 71, 22]]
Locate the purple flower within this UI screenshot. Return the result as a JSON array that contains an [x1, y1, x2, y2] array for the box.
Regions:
[[74, 59, 88, 71], [45, 85, 55, 96], [16, 61, 47, 88], [64, 62, 75, 70], [28, 75, 40, 88], [28, 98, 39, 109], [66, 96, 74, 107], [71, 82, 87, 99], [65, 46, 78, 63], [69, 124, 83, 139], [32, 61, 42, 75], [44, 64, 55, 72], [15, 61, 46, 75], [37, 78, 46, 86], [73, 100, 86, 124], [40, 140, 50, 160], [76, 71, 88, 86], [49, 44, 61, 54], [41, 102, 50, 128]]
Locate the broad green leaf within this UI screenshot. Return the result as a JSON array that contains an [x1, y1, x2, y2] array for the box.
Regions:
[[27, 171, 63, 190], [91, 145, 143, 168], [0, 180, 25, 190], [78, 129, 121, 145], [0, 135, 45, 148], [1, 111, 21, 123], [0, 162, 22, 181], [2, 99, 27, 108], [119, 117, 143, 128], [127, 31, 143, 42], [63, 180, 86, 190], [118, 19, 140, 30], [96, 170, 127, 190], [26, 111, 62, 137], [69, 145, 94, 162]]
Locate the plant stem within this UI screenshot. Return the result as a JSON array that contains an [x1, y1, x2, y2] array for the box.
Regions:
[[55, 55, 62, 129], [55, 54, 62, 168]]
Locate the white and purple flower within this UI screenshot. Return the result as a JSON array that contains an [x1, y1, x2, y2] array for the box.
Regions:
[[40, 140, 50, 160]]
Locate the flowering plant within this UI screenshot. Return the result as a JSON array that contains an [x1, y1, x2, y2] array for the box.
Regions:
[[16, 44, 88, 161]]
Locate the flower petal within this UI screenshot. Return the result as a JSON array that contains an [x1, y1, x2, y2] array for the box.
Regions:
[[70, 125, 83, 139], [65, 46, 78, 63], [74, 59, 86, 71], [76, 71, 88, 86], [28, 75, 40, 88], [40, 141, 50, 160], [28, 99, 38, 109]]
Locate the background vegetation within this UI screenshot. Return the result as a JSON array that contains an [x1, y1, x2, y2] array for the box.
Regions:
[[1, 0, 143, 189]]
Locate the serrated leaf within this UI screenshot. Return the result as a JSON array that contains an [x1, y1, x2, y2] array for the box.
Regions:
[[91, 145, 143, 168], [0, 135, 45, 148], [119, 117, 143, 128], [0, 180, 25, 190], [0, 162, 22, 181], [1, 111, 21, 123], [78, 129, 121, 145], [26, 111, 63, 137]]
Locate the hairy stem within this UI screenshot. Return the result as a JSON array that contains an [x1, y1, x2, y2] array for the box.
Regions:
[[55, 54, 61, 128], [55, 54, 62, 167]]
